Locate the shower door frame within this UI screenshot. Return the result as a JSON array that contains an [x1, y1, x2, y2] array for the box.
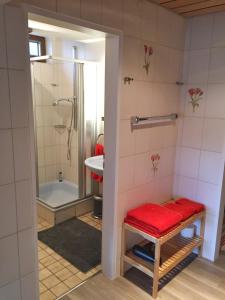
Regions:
[[31, 56, 96, 202]]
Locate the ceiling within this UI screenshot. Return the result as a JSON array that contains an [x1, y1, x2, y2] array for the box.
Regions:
[[154, 0, 225, 17]]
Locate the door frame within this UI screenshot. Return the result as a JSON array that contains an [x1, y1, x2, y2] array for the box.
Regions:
[[20, 3, 122, 297]]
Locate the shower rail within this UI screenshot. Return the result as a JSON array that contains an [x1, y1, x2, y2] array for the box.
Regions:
[[30, 54, 96, 64]]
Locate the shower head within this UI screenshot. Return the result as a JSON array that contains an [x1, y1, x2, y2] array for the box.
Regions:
[[52, 97, 76, 106]]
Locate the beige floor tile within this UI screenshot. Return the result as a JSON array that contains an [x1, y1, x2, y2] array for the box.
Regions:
[[39, 282, 48, 294], [50, 282, 71, 297], [76, 271, 93, 281], [41, 255, 57, 267], [40, 290, 56, 300], [55, 268, 73, 281], [47, 261, 65, 273], [38, 241, 46, 248], [42, 274, 61, 289], [39, 263, 45, 271], [45, 247, 54, 255], [59, 259, 70, 267], [51, 252, 63, 261], [66, 264, 79, 274], [39, 268, 52, 281], [64, 275, 83, 289], [39, 250, 49, 260]]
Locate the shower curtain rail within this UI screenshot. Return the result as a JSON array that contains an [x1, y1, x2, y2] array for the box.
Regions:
[[30, 54, 96, 64]]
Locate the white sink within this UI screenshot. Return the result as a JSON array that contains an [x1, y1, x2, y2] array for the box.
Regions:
[[85, 155, 104, 176]]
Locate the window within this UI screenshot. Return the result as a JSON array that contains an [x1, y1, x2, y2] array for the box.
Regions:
[[29, 34, 46, 59]]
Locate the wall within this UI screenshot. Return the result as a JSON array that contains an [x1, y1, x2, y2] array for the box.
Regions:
[[0, 1, 184, 299], [0, 5, 37, 300], [174, 13, 225, 261], [117, 1, 184, 265]]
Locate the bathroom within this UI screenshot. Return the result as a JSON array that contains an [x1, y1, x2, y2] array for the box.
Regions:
[[29, 15, 105, 298]]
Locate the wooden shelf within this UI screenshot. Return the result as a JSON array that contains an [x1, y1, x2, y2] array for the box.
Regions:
[[123, 234, 202, 279], [121, 210, 206, 298], [159, 235, 202, 278]]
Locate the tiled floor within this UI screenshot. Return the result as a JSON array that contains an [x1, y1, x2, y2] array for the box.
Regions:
[[38, 213, 102, 300]]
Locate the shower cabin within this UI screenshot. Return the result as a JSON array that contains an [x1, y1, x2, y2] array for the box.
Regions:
[[31, 55, 99, 225]]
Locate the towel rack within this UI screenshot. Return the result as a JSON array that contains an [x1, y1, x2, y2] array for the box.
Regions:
[[131, 113, 178, 131]]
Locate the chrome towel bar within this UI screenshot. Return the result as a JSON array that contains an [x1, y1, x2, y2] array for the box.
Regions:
[[131, 113, 178, 131]]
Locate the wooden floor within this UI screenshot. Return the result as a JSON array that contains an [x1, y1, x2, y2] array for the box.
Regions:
[[62, 256, 225, 300]]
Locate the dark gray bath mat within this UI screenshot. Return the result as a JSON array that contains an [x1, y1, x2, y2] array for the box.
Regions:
[[124, 253, 197, 295], [38, 217, 102, 273]]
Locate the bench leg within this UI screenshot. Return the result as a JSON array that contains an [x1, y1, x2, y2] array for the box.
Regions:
[[121, 225, 126, 276], [152, 241, 160, 298]]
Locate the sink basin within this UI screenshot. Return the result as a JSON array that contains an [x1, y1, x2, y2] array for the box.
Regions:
[[85, 155, 104, 176]]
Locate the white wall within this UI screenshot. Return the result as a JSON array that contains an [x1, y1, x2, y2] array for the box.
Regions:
[[0, 5, 37, 300], [0, 1, 185, 299], [174, 12, 225, 261]]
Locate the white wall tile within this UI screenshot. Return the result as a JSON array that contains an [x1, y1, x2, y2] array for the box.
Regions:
[[200, 212, 218, 260], [102, 0, 123, 29], [196, 181, 221, 215], [212, 11, 225, 47], [122, 36, 140, 78], [9, 70, 29, 128], [182, 117, 203, 149], [157, 7, 179, 48], [122, 0, 141, 38], [0, 130, 14, 185], [16, 180, 33, 231], [202, 118, 225, 152], [12, 128, 31, 181], [120, 82, 137, 120], [119, 120, 134, 157], [199, 151, 224, 185], [134, 128, 151, 154], [190, 15, 213, 50], [187, 50, 210, 84], [184, 84, 207, 117], [134, 153, 151, 186], [209, 47, 225, 83], [179, 147, 200, 178], [0, 6, 7, 68], [5, 6, 26, 69], [118, 156, 134, 192], [177, 176, 197, 200], [21, 272, 37, 300], [0, 69, 11, 129], [0, 234, 19, 287], [13, 0, 56, 11], [206, 84, 225, 118], [57, 0, 80, 17], [135, 82, 152, 116], [0, 280, 21, 300], [81, 0, 102, 24], [18, 229, 35, 276], [140, 0, 158, 42], [0, 184, 17, 239]]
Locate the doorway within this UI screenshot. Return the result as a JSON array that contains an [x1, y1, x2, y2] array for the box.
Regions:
[[25, 10, 121, 299]]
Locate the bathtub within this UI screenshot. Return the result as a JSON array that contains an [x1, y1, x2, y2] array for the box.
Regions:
[[39, 180, 79, 209], [37, 180, 94, 225]]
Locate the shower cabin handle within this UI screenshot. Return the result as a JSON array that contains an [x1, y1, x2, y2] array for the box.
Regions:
[[74, 97, 78, 131]]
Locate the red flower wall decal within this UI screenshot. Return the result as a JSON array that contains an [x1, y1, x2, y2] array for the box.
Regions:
[[188, 88, 204, 112], [151, 153, 160, 175], [143, 45, 153, 75]]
